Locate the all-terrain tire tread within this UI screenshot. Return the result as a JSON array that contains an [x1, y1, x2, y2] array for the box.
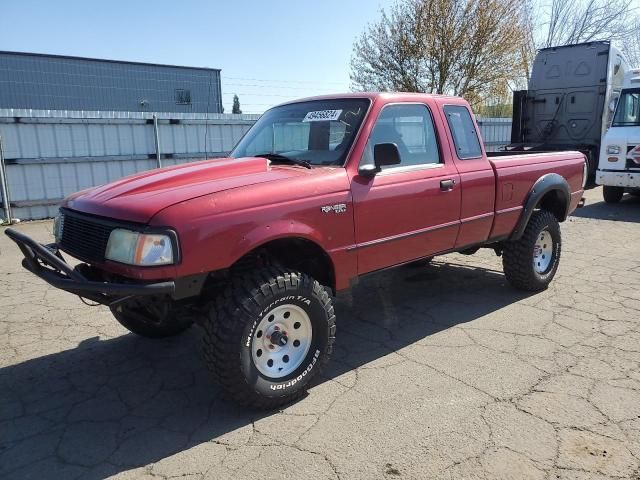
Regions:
[[502, 210, 561, 292], [202, 266, 335, 410]]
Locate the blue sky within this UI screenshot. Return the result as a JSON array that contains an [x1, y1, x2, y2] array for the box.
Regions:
[[0, 0, 394, 113]]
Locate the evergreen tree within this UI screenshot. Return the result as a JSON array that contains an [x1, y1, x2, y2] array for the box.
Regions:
[[232, 95, 242, 114]]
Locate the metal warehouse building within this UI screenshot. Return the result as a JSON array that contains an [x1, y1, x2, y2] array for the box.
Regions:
[[0, 51, 222, 113], [0, 51, 260, 222]]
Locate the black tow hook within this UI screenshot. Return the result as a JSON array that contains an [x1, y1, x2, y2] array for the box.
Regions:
[[577, 197, 586, 208]]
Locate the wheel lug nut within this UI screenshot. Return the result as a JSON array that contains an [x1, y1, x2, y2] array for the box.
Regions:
[[274, 326, 280, 331], [268, 344, 274, 349]]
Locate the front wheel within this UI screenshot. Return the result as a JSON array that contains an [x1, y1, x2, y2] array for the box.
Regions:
[[202, 268, 335, 409], [603, 186, 624, 203], [110, 298, 194, 338], [502, 210, 561, 292]]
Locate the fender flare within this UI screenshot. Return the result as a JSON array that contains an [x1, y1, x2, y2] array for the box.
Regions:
[[223, 221, 339, 286], [510, 173, 570, 241], [227, 220, 328, 265]]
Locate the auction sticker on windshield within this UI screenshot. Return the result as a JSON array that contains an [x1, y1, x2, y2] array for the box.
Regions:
[[303, 110, 343, 122]]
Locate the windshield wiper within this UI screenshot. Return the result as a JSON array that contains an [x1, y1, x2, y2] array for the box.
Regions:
[[254, 153, 312, 169]]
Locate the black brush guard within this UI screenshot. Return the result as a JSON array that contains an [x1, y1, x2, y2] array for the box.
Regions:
[[4, 228, 175, 306]]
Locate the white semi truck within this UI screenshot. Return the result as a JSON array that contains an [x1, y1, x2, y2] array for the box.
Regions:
[[597, 68, 640, 202]]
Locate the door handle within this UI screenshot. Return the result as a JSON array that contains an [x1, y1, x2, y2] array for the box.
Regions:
[[440, 179, 455, 191]]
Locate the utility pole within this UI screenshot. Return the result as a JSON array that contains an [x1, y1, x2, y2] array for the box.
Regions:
[[153, 115, 162, 168], [0, 135, 13, 224]]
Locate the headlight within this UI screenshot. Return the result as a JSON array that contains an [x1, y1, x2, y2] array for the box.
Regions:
[[105, 229, 175, 266], [606, 145, 621, 154]]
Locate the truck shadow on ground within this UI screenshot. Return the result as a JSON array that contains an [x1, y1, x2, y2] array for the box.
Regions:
[[572, 193, 640, 223], [0, 260, 533, 479]]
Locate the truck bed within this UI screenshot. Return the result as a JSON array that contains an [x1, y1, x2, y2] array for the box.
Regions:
[[487, 151, 586, 239]]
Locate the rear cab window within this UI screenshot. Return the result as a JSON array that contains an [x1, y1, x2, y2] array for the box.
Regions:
[[444, 105, 483, 159]]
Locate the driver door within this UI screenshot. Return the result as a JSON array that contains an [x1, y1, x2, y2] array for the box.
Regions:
[[350, 103, 461, 274]]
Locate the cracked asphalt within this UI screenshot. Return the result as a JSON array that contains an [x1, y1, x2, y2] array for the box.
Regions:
[[1, 186, 640, 480]]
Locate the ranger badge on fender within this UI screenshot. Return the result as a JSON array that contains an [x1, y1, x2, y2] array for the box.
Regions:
[[321, 204, 347, 214]]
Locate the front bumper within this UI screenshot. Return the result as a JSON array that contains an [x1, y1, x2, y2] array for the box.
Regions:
[[596, 170, 640, 188], [4, 228, 175, 306]]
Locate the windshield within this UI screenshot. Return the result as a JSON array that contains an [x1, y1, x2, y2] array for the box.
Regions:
[[231, 99, 370, 166], [612, 88, 640, 126]]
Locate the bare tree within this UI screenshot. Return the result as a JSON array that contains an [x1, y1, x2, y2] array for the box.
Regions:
[[349, 2, 428, 93], [350, 0, 528, 105], [621, 17, 640, 66], [518, 1, 538, 84], [513, 0, 640, 87], [541, 0, 636, 48]]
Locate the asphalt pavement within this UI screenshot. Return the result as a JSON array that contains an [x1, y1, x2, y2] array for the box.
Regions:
[[1, 186, 639, 479]]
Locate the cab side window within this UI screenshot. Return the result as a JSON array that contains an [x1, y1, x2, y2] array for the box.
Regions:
[[444, 105, 483, 159], [362, 104, 440, 169]]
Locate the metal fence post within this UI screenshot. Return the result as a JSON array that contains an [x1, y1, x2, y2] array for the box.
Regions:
[[153, 114, 162, 168], [0, 134, 13, 224]]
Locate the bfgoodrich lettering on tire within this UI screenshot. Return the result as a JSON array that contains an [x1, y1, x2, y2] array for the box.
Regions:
[[201, 267, 335, 409], [502, 210, 562, 292]]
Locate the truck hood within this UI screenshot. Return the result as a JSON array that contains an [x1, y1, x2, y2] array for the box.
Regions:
[[64, 157, 306, 223], [603, 126, 640, 146]]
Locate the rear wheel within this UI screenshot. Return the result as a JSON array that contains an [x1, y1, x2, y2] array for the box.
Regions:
[[110, 298, 194, 338], [502, 210, 561, 292], [603, 186, 624, 203], [201, 267, 335, 409]]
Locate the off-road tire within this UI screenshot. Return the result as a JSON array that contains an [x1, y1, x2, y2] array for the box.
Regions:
[[110, 299, 193, 338], [603, 186, 624, 203], [502, 210, 561, 292], [202, 267, 335, 409]]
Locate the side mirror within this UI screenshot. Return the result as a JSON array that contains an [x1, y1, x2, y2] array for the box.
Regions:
[[374, 143, 401, 168], [358, 143, 401, 177]]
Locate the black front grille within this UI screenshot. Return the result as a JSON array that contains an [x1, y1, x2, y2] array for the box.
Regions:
[[59, 210, 116, 262]]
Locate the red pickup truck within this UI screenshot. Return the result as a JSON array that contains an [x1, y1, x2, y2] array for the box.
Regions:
[[6, 93, 586, 408]]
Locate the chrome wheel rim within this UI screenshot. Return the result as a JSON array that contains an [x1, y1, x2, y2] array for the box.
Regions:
[[533, 230, 553, 274], [251, 304, 313, 379]]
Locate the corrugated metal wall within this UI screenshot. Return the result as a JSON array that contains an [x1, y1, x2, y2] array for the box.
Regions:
[[476, 117, 512, 152], [0, 109, 511, 221], [0, 51, 222, 113], [0, 109, 259, 220]]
